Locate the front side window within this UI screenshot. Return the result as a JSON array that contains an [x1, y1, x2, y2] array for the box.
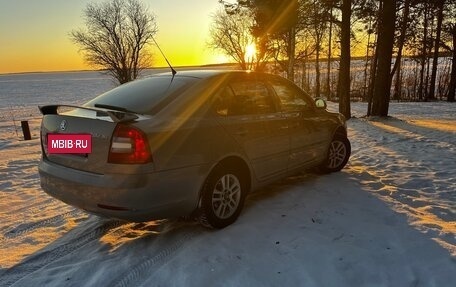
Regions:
[[270, 79, 312, 112]]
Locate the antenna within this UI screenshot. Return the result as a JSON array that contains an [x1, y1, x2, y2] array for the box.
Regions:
[[152, 36, 176, 76]]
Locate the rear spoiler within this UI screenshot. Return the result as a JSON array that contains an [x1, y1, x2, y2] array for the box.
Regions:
[[39, 105, 139, 123]]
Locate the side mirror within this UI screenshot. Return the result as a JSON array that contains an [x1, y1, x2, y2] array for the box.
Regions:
[[315, 98, 327, 109]]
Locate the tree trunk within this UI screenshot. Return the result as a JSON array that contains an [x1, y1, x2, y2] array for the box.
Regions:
[[392, 0, 410, 101], [337, 0, 351, 119], [287, 27, 296, 81], [371, 0, 396, 117], [315, 40, 321, 98], [448, 25, 456, 102], [367, 32, 379, 116], [301, 60, 307, 91], [363, 21, 372, 101], [326, 6, 333, 100], [418, 2, 429, 101], [367, 1, 382, 116], [449, 54, 456, 102], [429, 0, 445, 100]]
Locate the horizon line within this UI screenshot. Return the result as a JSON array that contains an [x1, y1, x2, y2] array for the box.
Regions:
[[0, 63, 240, 77]]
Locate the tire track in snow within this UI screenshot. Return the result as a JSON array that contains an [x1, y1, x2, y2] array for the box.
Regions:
[[1, 197, 54, 218], [1, 219, 123, 287], [0, 209, 83, 243], [112, 228, 198, 287]]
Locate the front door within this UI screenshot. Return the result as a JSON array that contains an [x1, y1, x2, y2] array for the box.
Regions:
[[268, 76, 329, 170]]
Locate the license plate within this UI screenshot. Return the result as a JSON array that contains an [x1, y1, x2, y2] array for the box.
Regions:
[[47, 134, 92, 154]]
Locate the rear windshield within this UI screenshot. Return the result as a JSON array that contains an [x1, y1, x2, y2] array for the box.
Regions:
[[85, 76, 198, 115]]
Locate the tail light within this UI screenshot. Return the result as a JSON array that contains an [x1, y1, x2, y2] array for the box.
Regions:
[[108, 124, 152, 164], [40, 129, 49, 157]]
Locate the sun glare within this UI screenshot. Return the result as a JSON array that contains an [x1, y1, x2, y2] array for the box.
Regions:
[[245, 43, 256, 60]]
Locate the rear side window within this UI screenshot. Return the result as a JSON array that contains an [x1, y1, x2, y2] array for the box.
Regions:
[[216, 80, 275, 116], [85, 76, 197, 115], [214, 86, 235, 116]]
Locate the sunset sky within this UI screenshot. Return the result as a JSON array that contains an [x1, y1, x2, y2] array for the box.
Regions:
[[0, 0, 230, 74]]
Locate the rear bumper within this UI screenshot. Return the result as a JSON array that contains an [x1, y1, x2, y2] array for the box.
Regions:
[[38, 159, 208, 221]]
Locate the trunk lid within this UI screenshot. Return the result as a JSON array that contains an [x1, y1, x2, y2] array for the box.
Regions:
[[39, 105, 149, 174]]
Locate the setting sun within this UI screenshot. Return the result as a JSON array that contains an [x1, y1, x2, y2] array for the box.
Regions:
[[245, 43, 256, 61], [0, 0, 227, 74]]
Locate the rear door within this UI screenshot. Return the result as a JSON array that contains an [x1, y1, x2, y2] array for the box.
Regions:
[[214, 75, 290, 181]]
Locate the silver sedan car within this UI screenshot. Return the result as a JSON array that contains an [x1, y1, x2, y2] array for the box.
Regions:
[[39, 70, 350, 228]]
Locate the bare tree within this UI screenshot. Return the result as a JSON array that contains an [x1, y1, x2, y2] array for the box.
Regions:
[[244, 1, 313, 83], [70, 0, 157, 84], [237, 0, 300, 79], [309, 1, 333, 98], [209, 8, 260, 70]]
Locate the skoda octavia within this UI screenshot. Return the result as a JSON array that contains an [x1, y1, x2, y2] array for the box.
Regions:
[[39, 70, 350, 228]]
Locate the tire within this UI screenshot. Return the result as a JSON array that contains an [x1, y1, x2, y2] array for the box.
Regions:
[[198, 166, 247, 229], [320, 135, 351, 173]]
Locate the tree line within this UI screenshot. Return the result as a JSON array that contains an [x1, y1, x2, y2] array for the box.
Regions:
[[210, 0, 456, 118], [69, 0, 455, 118]]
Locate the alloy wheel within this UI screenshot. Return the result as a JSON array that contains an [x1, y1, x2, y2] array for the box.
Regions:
[[211, 174, 241, 219], [328, 141, 347, 169]]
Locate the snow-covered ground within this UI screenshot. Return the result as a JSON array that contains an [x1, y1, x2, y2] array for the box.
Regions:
[[0, 71, 455, 286]]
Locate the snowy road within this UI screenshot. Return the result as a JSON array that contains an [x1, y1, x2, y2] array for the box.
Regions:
[[0, 102, 455, 286]]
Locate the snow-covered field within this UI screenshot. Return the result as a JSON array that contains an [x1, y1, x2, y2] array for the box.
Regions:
[[0, 71, 455, 286]]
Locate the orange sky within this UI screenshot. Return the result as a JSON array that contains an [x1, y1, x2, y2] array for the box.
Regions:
[[0, 0, 230, 74]]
